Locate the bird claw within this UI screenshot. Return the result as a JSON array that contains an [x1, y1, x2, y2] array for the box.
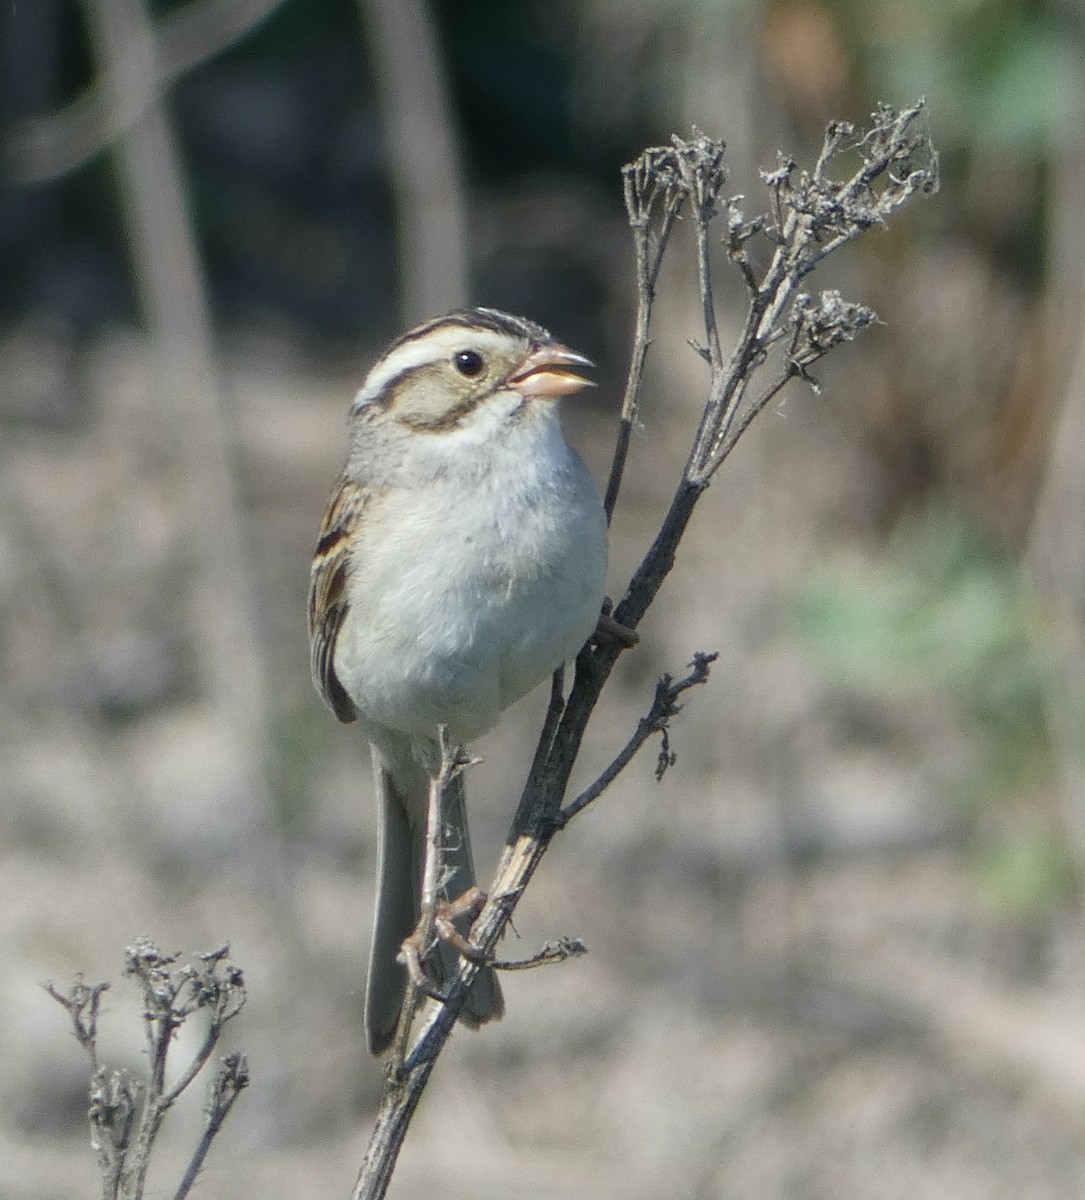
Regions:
[[398, 886, 492, 998], [432, 885, 489, 962], [398, 936, 445, 1000]]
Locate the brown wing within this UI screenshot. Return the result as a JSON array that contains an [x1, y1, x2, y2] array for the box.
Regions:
[[308, 477, 366, 723]]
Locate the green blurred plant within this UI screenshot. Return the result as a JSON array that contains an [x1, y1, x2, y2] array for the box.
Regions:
[[972, 829, 1078, 921], [795, 507, 1077, 916], [798, 512, 1043, 729], [853, 0, 1078, 150]]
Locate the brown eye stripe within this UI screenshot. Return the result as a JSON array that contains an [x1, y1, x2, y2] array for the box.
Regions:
[[395, 394, 488, 433], [359, 361, 445, 414], [368, 360, 495, 431]]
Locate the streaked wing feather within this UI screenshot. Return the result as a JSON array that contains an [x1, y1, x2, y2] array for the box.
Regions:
[[308, 477, 366, 723]]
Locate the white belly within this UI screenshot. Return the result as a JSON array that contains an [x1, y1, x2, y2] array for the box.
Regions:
[[334, 445, 607, 743]]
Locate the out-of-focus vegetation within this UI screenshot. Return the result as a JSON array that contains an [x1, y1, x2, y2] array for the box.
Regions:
[[4, 2, 1085, 1198], [795, 509, 1077, 919], [797, 512, 1048, 755]]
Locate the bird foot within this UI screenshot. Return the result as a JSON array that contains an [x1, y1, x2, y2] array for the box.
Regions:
[[432, 885, 489, 960], [398, 886, 491, 999]]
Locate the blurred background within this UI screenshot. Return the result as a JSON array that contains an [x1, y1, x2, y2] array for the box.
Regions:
[[3, 0, 1085, 1197]]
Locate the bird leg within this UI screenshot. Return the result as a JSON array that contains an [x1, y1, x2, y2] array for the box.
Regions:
[[398, 885, 491, 1004], [397, 932, 444, 1002], [431, 885, 489, 962], [398, 733, 493, 1017]]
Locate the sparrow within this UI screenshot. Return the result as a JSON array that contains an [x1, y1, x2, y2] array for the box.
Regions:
[[308, 307, 608, 1054]]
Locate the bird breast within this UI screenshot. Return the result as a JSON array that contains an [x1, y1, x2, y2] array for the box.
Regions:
[[335, 424, 607, 743]]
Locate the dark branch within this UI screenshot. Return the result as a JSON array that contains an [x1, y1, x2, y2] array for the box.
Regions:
[[350, 102, 938, 1200], [562, 651, 717, 824]]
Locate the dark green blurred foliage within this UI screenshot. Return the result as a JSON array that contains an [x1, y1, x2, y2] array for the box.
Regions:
[[797, 512, 1045, 750], [823, 0, 1078, 286], [973, 829, 1078, 923], [1, 0, 636, 345], [795, 507, 1076, 918], [856, 0, 1077, 149]]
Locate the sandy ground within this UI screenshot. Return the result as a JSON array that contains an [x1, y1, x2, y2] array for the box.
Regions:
[[3, 316, 1085, 1200]]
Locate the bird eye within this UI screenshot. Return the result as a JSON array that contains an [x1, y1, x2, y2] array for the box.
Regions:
[[453, 349, 484, 377]]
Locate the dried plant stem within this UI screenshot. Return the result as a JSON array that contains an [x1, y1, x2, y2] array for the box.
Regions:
[[351, 102, 937, 1200], [350, 837, 546, 1200], [604, 161, 683, 519], [389, 727, 467, 1065], [495, 937, 588, 971], [170, 1053, 249, 1200], [562, 651, 717, 823], [47, 942, 247, 1200]]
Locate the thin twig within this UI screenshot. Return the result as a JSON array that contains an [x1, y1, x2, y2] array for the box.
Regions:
[[495, 937, 589, 971], [511, 666, 567, 834], [162, 972, 245, 1105], [562, 652, 717, 825], [171, 1053, 249, 1200], [44, 980, 109, 1072], [416, 731, 451, 974], [350, 103, 938, 1200], [604, 160, 683, 519]]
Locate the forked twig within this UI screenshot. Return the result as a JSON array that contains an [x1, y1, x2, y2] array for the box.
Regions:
[[46, 942, 248, 1200], [495, 937, 589, 971], [604, 153, 685, 519], [351, 101, 938, 1200], [170, 1052, 249, 1200], [561, 651, 717, 824]]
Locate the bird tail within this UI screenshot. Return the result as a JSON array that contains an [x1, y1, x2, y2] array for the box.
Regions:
[[365, 751, 504, 1056]]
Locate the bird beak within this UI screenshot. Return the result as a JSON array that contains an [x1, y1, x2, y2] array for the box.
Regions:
[[506, 343, 595, 398]]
